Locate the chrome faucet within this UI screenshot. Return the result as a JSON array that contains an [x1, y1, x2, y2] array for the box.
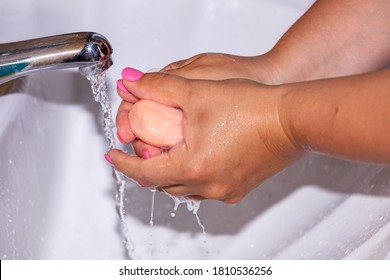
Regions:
[[0, 32, 113, 85]]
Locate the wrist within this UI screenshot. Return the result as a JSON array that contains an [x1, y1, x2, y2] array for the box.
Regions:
[[255, 84, 304, 161], [277, 81, 324, 155], [254, 49, 320, 85], [251, 53, 306, 85]]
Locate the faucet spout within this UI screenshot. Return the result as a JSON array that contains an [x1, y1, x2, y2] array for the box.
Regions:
[[0, 32, 113, 85]]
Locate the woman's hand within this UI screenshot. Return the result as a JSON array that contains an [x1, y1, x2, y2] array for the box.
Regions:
[[108, 72, 301, 203]]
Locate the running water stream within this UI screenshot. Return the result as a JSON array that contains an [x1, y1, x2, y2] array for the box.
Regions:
[[85, 71, 208, 259], [84, 71, 135, 259]]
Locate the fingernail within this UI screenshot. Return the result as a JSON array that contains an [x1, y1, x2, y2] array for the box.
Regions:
[[122, 67, 144, 81], [104, 153, 113, 164], [117, 131, 126, 144], [117, 79, 130, 94], [142, 149, 150, 159]]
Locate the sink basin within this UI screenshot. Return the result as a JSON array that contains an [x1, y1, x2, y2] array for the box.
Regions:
[[1, 0, 389, 259]]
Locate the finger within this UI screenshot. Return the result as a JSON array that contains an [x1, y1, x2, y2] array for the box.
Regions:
[[161, 59, 187, 72], [161, 54, 202, 71], [132, 139, 162, 158], [116, 100, 136, 143], [161, 66, 199, 80], [117, 79, 139, 103], [122, 72, 191, 108], [107, 145, 186, 187]]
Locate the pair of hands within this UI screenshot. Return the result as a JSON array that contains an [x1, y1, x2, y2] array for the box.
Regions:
[[108, 53, 301, 203]]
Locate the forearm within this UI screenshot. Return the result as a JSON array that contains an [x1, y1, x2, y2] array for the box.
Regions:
[[263, 0, 390, 84], [279, 68, 390, 164]]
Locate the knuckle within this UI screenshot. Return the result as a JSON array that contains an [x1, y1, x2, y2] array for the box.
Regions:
[[138, 72, 163, 90], [137, 73, 154, 91]]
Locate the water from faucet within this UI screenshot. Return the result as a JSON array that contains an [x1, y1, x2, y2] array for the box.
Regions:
[[84, 71, 136, 259]]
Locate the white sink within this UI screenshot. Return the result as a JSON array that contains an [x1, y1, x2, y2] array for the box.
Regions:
[[1, 0, 389, 259]]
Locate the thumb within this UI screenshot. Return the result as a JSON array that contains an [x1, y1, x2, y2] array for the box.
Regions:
[[121, 67, 190, 108], [105, 148, 182, 187]]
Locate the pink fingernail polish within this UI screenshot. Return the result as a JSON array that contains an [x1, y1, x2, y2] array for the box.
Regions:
[[117, 131, 126, 144], [117, 79, 130, 94], [122, 67, 144, 81], [142, 149, 150, 159], [104, 153, 113, 164]]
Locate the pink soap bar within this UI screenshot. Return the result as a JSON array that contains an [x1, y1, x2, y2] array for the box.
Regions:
[[129, 100, 183, 147]]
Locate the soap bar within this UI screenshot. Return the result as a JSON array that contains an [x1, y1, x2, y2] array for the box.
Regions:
[[129, 99, 183, 147]]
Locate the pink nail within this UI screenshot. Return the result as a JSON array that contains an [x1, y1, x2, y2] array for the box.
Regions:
[[117, 79, 130, 94], [104, 153, 113, 164], [117, 131, 126, 144], [142, 149, 150, 159], [121, 67, 144, 81]]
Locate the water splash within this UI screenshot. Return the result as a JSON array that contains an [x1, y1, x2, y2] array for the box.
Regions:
[[163, 191, 207, 236], [85, 71, 135, 259], [168, 194, 209, 255]]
